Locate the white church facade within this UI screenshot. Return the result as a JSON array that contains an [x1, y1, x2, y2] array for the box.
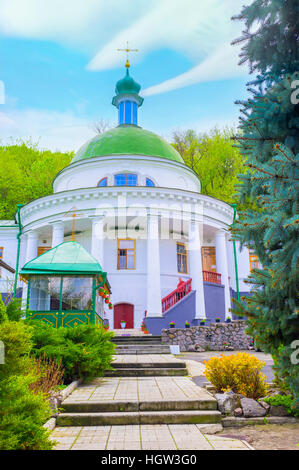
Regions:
[[0, 63, 255, 333]]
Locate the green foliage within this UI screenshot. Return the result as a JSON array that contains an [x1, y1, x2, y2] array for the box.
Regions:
[[0, 375, 53, 450], [0, 298, 8, 323], [6, 298, 23, 321], [172, 127, 247, 205], [29, 321, 115, 383], [263, 394, 299, 417], [231, 0, 299, 408], [0, 321, 54, 450], [0, 139, 73, 220]]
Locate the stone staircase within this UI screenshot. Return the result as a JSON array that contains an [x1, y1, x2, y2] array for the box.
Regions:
[[57, 401, 221, 426], [112, 334, 171, 355], [57, 347, 222, 427], [104, 360, 187, 377]]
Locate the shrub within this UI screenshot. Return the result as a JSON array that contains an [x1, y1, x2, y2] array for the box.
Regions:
[[0, 321, 54, 450], [29, 322, 115, 383], [30, 356, 65, 397], [263, 394, 299, 417], [204, 352, 268, 399]]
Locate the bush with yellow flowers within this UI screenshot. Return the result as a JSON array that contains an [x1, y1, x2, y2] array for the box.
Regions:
[[204, 352, 268, 399]]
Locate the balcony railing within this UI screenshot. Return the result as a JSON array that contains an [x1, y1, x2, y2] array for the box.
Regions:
[[162, 278, 192, 313], [202, 270, 221, 284]]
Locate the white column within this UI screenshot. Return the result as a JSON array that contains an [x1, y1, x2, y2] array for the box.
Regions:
[[91, 217, 104, 265], [188, 220, 206, 319], [25, 231, 38, 263], [51, 222, 64, 248], [146, 213, 162, 317], [216, 230, 231, 319]]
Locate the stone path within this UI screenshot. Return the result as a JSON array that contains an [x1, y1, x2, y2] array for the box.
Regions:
[[51, 424, 252, 450], [51, 353, 252, 450], [61, 376, 212, 402]]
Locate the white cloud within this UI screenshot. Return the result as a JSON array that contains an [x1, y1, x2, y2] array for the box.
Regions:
[[142, 43, 246, 96], [0, 108, 96, 152], [0, 0, 150, 50], [87, 0, 247, 94], [0, 0, 249, 96]]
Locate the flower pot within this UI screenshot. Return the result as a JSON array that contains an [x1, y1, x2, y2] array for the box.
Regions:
[[169, 325, 175, 329], [200, 322, 206, 326], [215, 319, 220, 323], [105, 298, 109, 304], [120, 321, 126, 329], [226, 318, 231, 323], [185, 324, 190, 328]]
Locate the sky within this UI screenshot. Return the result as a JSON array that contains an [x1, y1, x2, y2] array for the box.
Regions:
[[0, 0, 252, 153]]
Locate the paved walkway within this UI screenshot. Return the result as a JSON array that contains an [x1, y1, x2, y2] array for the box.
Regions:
[[51, 354, 252, 450], [51, 424, 252, 450], [61, 376, 212, 402]]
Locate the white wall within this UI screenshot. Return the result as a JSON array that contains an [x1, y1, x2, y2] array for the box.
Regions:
[[0, 227, 18, 293], [53, 155, 200, 194]]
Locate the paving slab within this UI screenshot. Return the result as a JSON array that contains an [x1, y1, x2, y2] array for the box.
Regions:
[[63, 376, 216, 403], [51, 425, 251, 450]]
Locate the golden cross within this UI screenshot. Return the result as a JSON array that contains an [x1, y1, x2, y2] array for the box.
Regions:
[[117, 41, 138, 68]]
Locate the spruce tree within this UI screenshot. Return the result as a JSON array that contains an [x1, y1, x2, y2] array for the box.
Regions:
[[231, 0, 299, 408]]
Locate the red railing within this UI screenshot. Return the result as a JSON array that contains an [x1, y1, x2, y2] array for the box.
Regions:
[[162, 278, 192, 313], [202, 270, 221, 284]]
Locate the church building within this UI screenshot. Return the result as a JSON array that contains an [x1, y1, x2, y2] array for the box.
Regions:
[[0, 61, 255, 333]]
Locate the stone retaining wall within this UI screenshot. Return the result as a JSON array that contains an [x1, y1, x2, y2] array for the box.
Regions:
[[161, 321, 252, 352]]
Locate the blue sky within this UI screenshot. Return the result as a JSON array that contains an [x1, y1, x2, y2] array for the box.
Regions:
[[0, 0, 251, 152]]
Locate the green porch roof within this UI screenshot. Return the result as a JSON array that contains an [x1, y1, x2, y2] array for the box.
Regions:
[[71, 126, 184, 164], [20, 241, 104, 275]]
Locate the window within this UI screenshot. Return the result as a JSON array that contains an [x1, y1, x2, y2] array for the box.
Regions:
[[114, 173, 137, 186], [249, 251, 259, 271], [119, 101, 137, 125], [61, 277, 93, 311], [29, 276, 61, 311], [146, 178, 155, 187], [28, 276, 93, 311], [177, 243, 188, 274], [117, 239, 136, 270], [37, 246, 51, 257], [97, 177, 107, 187]]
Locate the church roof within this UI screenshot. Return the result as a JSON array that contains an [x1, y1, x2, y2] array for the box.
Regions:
[[115, 68, 141, 96], [71, 125, 184, 164], [20, 241, 104, 275]]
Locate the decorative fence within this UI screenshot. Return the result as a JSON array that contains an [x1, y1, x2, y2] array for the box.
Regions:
[[162, 278, 192, 313], [202, 270, 221, 284]]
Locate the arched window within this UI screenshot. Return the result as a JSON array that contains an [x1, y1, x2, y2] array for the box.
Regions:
[[114, 173, 137, 186], [97, 177, 107, 187], [146, 178, 155, 187]]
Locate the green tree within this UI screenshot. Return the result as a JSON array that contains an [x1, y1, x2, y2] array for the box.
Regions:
[[172, 127, 246, 204], [0, 140, 73, 220], [230, 0, 299, 407]]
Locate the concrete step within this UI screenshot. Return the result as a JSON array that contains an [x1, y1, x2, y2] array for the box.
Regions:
[[104, 367, 187, 377], [112, 362, 186, 369], [57, 410, 221, 426], [115, 345, 170, 351], [61, 399, 218, 413], [115, 349, 170, 353]]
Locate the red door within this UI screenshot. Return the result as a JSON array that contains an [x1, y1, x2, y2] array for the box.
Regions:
[[114, 303, 134, 329]]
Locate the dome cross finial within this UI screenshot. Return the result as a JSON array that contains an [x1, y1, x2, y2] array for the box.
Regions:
[[117, 41, 138, 68]]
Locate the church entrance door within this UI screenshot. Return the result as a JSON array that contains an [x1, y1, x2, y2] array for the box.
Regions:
[[114, 303, 134, 329]]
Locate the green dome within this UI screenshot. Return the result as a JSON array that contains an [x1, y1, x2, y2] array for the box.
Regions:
[[115, 68, 141, 95], [72, 126, 184, 164]]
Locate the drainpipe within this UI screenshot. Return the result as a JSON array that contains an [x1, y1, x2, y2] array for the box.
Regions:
[[231, 203, 240, 301], [13, 204, 23, 298]]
